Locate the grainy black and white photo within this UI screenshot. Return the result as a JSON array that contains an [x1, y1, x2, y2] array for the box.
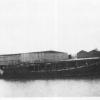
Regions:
[[0, 0, 100, 97]]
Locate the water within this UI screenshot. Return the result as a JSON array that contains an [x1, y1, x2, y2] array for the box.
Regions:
[[0, 79, 100, 97]]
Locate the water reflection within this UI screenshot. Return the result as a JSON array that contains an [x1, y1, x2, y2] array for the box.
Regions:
[[0, 79, 100, 97]]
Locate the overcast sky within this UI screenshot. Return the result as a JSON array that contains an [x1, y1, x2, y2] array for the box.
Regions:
[[0, 0, 100, 54]]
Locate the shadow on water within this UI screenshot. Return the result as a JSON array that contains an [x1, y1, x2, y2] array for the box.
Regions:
[[3, 75, 100, 83]]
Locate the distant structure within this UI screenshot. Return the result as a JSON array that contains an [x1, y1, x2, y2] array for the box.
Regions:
[[21, 50, 69, 63], [77, 50, 88, 58], [0, 54, 20, 65], [89, 49, 100, 58], [77, 49, 100, 58], [0, 50, 69, 65]]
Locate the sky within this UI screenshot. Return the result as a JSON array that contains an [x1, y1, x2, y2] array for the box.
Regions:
[[0, 0, 100, 54]]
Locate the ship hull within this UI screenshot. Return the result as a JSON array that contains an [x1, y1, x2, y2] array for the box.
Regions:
[[1, 63, 100, 80]]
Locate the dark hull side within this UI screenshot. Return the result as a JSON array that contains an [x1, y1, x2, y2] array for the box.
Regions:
[[1, 63, 100, 80]]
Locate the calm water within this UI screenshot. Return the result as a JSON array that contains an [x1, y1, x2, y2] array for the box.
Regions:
[[0, 79, 100, 97]]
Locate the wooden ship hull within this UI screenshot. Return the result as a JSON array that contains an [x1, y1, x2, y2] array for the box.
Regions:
[[0, 57, 100, 79]]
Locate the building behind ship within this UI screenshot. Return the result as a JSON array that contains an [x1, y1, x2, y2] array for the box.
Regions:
[[21, 51, 69, 63], [0, 50, 69, 65], [77, 49, 100, 58]]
